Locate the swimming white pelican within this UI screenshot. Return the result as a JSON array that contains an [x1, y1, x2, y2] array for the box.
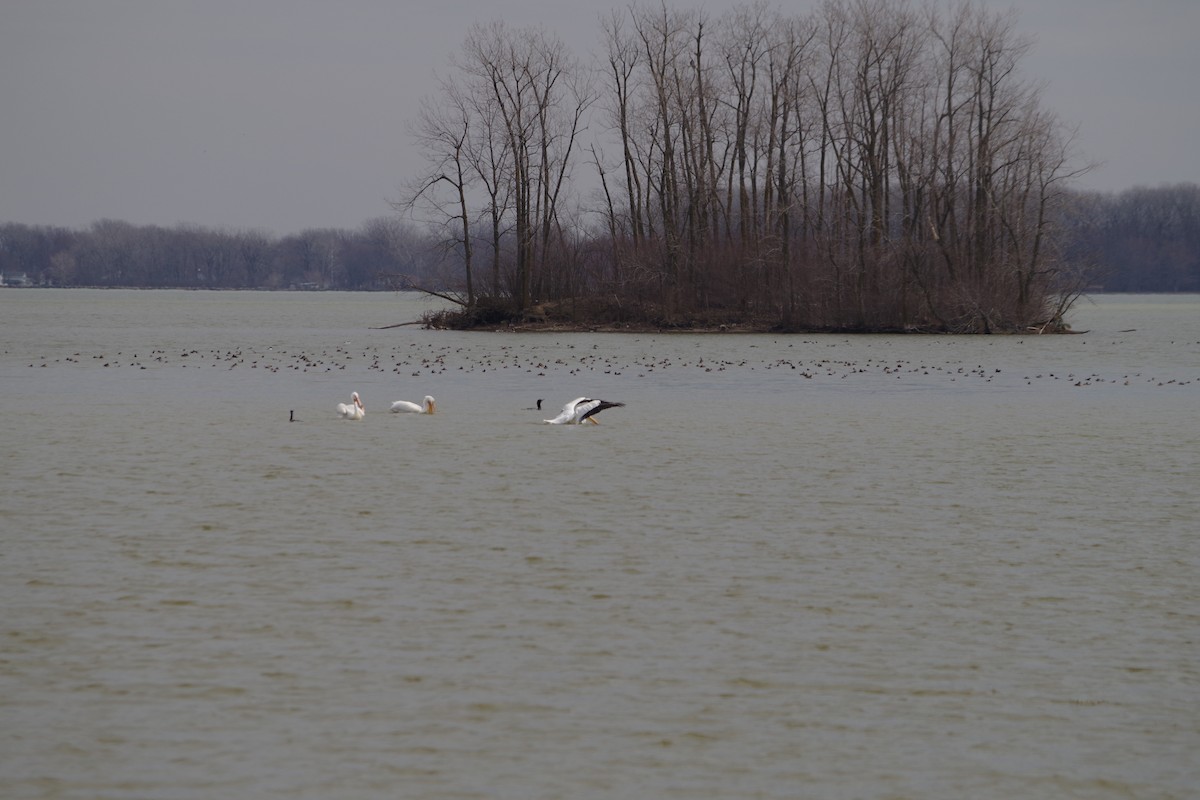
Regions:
[[337, 391, 365, 420], [543, 397, 625, 425], [390, 395, 436, 414]]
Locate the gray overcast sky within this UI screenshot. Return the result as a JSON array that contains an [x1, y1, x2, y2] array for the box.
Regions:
[[2, 0, 1197, 235]]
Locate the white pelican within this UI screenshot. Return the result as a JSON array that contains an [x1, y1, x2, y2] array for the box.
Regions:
[[390, 395, 436, 414], [543, 397, 625, 425], [337, 391, 365, 420]]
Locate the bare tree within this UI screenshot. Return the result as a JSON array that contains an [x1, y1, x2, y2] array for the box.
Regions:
[[455, 21, 592, 312], [599, 10, 648, 258], [397, 78, 479, 306]]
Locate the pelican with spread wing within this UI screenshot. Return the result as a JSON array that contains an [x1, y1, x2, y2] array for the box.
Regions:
[[543, 397, 625, 425]]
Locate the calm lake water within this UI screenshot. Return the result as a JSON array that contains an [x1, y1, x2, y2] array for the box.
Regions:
[[1, 290, 1197, 800]]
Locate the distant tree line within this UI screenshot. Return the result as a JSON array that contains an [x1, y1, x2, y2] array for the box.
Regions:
[[0, 218, 447, 291], [4, 186, 1194, 303], [1059, 183, 1200, 293]]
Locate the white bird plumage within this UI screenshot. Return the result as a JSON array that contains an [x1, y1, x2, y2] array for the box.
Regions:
[[337, 391, 365, 420], [543, 396, 625, 425], [390, 395, 436, 414]]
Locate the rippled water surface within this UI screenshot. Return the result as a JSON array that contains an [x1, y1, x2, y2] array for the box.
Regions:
[[2, 290, 1197, 799]]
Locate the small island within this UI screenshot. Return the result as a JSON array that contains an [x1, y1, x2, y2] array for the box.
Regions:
[[398, 0, 1089, 336]]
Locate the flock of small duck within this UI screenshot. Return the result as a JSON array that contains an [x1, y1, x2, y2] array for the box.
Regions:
[[29, 338, 1193, 389], [23, 337, 1196, 396]]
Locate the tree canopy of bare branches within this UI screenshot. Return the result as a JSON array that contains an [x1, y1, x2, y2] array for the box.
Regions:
[[402, 0, 1094, 332]]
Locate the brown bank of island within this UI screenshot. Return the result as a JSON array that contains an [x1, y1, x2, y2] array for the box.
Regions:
[[409, 286, 1083, 335]]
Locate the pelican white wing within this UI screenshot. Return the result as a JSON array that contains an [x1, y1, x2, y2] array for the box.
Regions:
[[543, 397, 586, 424]]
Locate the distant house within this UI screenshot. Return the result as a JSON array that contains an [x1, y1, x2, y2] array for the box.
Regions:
[[1, 271, 31, 287]]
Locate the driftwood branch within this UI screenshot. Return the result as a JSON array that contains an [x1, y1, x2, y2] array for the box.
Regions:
[[371, 320, 425, 329]]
